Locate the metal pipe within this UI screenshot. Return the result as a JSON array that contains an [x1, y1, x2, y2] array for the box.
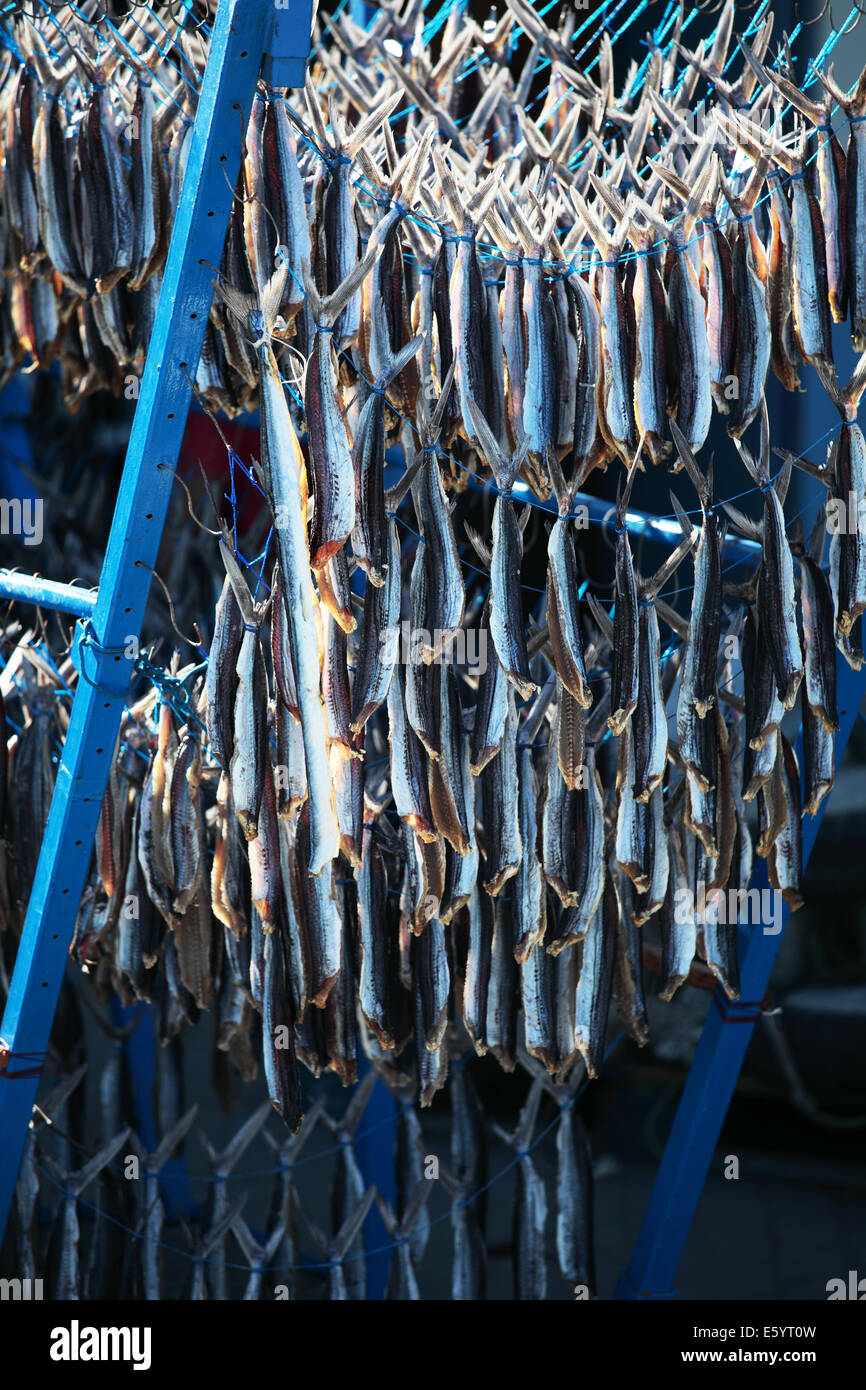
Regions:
[[392, 462, 764, 564], [0, 571, 97, 618]]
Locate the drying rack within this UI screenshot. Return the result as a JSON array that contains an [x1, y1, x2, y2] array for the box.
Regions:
[[0, 0, 863, 1302]]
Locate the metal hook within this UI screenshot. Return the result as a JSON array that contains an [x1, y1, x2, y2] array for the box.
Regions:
[[156, 464, 221, 537], [795, 0, 830, 25], [133, 562, 202, 651]]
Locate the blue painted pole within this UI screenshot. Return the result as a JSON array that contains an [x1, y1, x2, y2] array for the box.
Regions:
[[355, 1057, 397, 1300], [0, 0, 286, 1246], [0, 571, 97, 618], [615, 651, 866, 1299]]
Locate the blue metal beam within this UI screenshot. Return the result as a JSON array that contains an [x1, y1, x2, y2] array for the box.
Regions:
[[355, 1061, 397, 1300], [264, 0, 315, 88], [0, 571, 97, 618], [615, 650, 866, 1299], [0, 0, 291, 1245]]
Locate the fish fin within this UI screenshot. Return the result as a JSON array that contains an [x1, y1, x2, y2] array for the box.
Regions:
[[773, 446, 831, 489], [374, 332, 425, 395], [335, 1186, 377, 1259], [788, 518, 805, 557], [759, 61, 826, 127], [67, 1128, 131, 1197], [212, 279, 258, 328], [198, 1131, 218, 1167], [200, 1196, 247, 1259], [214, 1099, 271, 1174], [586, 168, 627, 223], [303, 1214, 330, 1258], [301, 232, 383, 328], [231, 1214, 263, 1269], [436, 1165, 463, 1201], [731, 432, 764, 489], [807, 511, 825, 564], [517, 1044, 568, 1102], [386, 448, 427, 508], [618, 444, 642, 523], [465, 395, 515, 487], [521, 673, 557, 743], [707, 0, 735, 72], [466, 170, 501, 232], [841, 348, 866, 419], [304, 75, 332, 152], [679, 141, 715, 237], [219, 538, 258, 628], [813, 61, 866, 118], [586, 593, 615, 645], [546, 442, 574, 515], [398, 1180, 431, 1239], [569, 187, 613, 263], [513, 1074, 545, 1153], [464, 523, 492, 570], [261, 266, 291, 333], [149, 1104, 200, 1175], [430, 145, 467, 229], [264, 1216, 288, 1263], [736, 35, 772, 92], [773, 459, 792, 509], [429, 360, 457, 440], [668, 489, 696, 543], [722, 502, 762, 542], [340, 1069, 376, 1137], [344, 87, 404, 159], [649, 155, 690, 204], [32, 1063, 89, 1129], [374, 1192, 399, 1238], [670, 418, 710, 511], [645, 531, 698, 597]]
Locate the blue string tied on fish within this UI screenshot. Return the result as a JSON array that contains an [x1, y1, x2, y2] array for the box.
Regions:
[[315, 323, 335, 333]]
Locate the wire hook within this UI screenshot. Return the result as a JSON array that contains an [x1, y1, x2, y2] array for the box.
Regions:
[[133, 562, 203, 651], [836, 2, 865, 33], [795, 0, 830, 25]]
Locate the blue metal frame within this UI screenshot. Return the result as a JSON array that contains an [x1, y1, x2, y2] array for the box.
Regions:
[[0, 0, 300, 1243], [615, 650, 866, 1298]]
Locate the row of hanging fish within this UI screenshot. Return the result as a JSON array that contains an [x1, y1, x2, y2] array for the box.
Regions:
[[0, 2, 860, 1126], [2, 0, 866, 430], [3, 1051, 594, 1300]]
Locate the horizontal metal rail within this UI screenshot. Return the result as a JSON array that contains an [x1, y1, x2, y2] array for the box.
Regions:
[[0, 571, 97, 618]]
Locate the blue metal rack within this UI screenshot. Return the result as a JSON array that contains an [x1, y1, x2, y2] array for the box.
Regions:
[[0, 0, 862, 1305]]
